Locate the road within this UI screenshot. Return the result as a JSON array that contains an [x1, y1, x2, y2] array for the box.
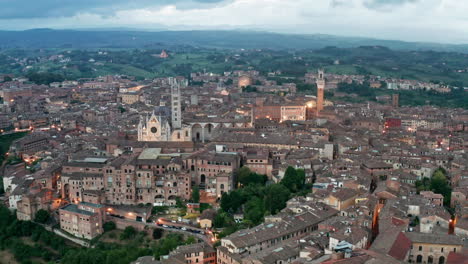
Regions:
[[153, 218, 216, 244], [108, 216, 216, 244]]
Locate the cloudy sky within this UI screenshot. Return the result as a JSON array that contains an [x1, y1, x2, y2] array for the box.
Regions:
[[0, 0, 466, 44]]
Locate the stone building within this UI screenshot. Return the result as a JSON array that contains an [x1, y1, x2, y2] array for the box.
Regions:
[[406, 232, 463, 264], [186, 149, 241, 197], [59, 202, 105, 239]]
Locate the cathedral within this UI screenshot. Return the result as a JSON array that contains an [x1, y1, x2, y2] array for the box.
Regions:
[[138, 78, 192, 142]]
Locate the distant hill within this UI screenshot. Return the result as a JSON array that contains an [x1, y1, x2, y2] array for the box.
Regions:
[[1, 28, 468, 53]]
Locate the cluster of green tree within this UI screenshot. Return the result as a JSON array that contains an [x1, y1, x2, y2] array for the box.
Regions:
[[242, 85, 257, 93], [337, 81, 376, 98], [153, 233, 196, 260], [152, 206, 169, 215], [61, 239, 153, 264], [62, 226, 195, 264], [218, 166, 308, 228], [415, 168, 452, 206], [1, 75, 12, 82], [297, 83, 317, 93], [397, 88, 468, 109], [120, 226, 138, 240], [26, 71, 65, 85], [0, 205, 196, 264], [0, 206, 71, 263], [192, 186, 200, 203], [34, 209, 50, 223], [103, 221, 116, 232], [237, 166, 268, 186]]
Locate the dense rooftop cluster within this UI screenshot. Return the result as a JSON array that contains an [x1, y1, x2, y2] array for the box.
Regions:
[[1, 68, 467, 264]]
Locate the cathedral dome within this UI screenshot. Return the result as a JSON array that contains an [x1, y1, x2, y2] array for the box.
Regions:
[[238, 75, 253, 88]]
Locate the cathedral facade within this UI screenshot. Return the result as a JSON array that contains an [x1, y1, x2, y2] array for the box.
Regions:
[[137, 111, 192, 142], [138, 78, 192, 142]]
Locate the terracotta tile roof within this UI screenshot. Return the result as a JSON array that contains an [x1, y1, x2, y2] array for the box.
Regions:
[[446, 251, 468, 264], [388, 232, 412, 261]]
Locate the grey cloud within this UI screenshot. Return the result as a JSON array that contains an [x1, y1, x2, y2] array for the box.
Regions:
[[0, 0, 227, 19], [364, 0, 420, 10]]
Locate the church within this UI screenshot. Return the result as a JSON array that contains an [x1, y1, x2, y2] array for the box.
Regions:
[[138, 78, 192, 142]]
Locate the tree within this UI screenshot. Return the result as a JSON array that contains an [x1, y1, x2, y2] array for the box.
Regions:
[[415, 169, 452, 206], [297, 169, 306, 188], [191, 186, 200, 203], [26, 72, 65, 85], [152, 228, 163, 239], [237, 166, 252, 186], [153, 234, 185, 260], [244, 197, 265, 226], [103, 221, 116, 232], [415, 177, 431, 192], [175, 197, 185, 208], [220, 190, 244, 213], [120, 226, 137, 240], [264, 184, 291, 214], [280, 167, 305, 193], [213, 212, 226, 228], [237, 167, 267, 186], [3, 76, 12, 82], [34, 209, 50, 224], [185, 236, 196, 244], [430, 169, 452, 206], [0, 205, 14, 227]]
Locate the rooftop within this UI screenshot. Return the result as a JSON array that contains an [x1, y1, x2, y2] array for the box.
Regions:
[[60, 204, 95, 216]]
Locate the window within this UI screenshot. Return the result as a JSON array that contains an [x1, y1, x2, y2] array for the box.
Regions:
[[419, 246, 422, 251]]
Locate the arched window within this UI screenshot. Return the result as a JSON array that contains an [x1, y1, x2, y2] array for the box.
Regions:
[[428, 256, 434, 264], [439, 256, 445, 264], [177, 132, 181, 139], [416, 255, 423, 263], [201, 174, 206, 183], [220, 184, 225, 189]]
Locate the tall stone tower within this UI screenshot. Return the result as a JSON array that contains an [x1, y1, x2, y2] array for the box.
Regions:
[[316, 69, 325, 113], [169, 77, 183, 129], [392, 93, 399, 108]]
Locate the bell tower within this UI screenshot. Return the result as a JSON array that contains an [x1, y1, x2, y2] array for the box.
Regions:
[[169, 77, 183, 129], [316, 69, 325, 113]]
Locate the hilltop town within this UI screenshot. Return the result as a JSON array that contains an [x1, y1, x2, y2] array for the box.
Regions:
[[0, 64, 467, 264]]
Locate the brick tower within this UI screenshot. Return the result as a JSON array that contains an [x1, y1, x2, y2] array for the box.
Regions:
[[316, 69, 325, 113]]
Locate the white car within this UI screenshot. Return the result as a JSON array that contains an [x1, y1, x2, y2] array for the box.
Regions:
[[181, 227, 187, 231]]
